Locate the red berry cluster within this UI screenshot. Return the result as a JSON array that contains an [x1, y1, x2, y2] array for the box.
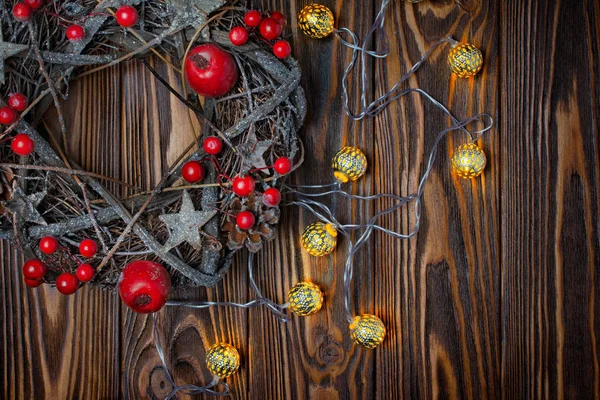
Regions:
[[2, 92, 35, 157], [229, 10, 292, 59]]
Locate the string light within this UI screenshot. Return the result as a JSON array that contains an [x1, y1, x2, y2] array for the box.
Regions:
[[301, 222, 338, 256], [298, 4, 335, 38], [332, 146, 368, 183], [447, 41, 484, 78], [349, 314, 386, 349], [206, 343, 241, 378], [451, 143, 487, 178], [287, 282, 324, 316]]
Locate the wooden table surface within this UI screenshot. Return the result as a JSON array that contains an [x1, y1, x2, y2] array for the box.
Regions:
[[2, 0, 600, 398]]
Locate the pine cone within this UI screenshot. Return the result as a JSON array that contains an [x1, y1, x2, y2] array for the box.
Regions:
[[222, 193, 280, 252]]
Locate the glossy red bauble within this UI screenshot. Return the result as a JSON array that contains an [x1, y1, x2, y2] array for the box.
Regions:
[[25, 277, 43, 288], [39, 236, 58, 255], [185, 44, 239, 97], [66, 25, 85, 41], [56, 273, 79, 295], [203, 136, 223, 155], [259, 17, 283, 40], [229, 26, 249, 46], [118, 260, 171, 313], [262, 187, 281, 207], [24, 0, 43, 9], [76, 263, 95, 282], [0, 106, 18, 125], [273, 156, 292, 175], [12, 3, 31, 22], [79, 239, 98, 258], [22, 259, 47, 280], [115, 5, 138, 28], [273, 40, 291, 59], [232, 175, 255, 197], [244, 10, 262, 27], [270, 11, 286, 27], [236, 211, 255, 230], [8, 93, 28, 112], [182, 161, 205, 183], [11, 134, 35, 156]]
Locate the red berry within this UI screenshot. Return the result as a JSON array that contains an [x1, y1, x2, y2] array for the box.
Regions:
[[236, 211, 255, 230], [22, 259, 47, 280], [56, 273, 79, 295], [115, 5, 138, 28], [185, 44, 239, 97], [273, 156, 292, 175], [270, 11, 286, 27], [11, 133, 35, 156], [12, 3, 31, 22], [118, 260, 171, 313], [203, 136, 223, 155], [79, 239, 98, 258], [66, 24, 85, 41], [182, 161, 205, 183], [39, 236, 58, 255], [76, 263, 95, 282], [262, 187, 281, 207], [244, 10, 262, 27], [24, 0, 43, 10], [8, 93, 28, 112], [0, 106, 18, 125], [25, 277, 43, 288], [273, 40, 291, 59], [229, 26, 249, 46], [259, 17, 283, 40], [232, 175, 255, 197]]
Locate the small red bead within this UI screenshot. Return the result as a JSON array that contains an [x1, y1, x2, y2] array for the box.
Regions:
[[273, 156, 292, 175], [39, 236, 58, 255], [25, 277, 43, 288], [182, 161, 205, 183], [24, 0, 43, 10], [244, 10, 262, 27], [8, 93, 28, 112], [56, 273, 79, 295], [66, 24, 85, 41], [79, 239, 98, 258], [262, 187, 281, 207], [76, 263, 95, 282], [22, 259, 47, 280], [115, 5, 138, 28], [273, 40, 291, 59], [259, 17, 283, 40], [12, 3, 31, 22], [232, 175, 255, 197], [270, 11, 286, 27], [203, 136, 223, 155], [236, 211, 255, 230], [229, 26, 249, 46], [11, 133, 35, 156], [0, 106, 18, 125]]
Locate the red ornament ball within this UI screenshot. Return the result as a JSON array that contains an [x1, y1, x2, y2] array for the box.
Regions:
[[203, 136, 223, 155], [262, 187, 281, 207], [11, 134, 35, 156], [273, 40, 291, 59], [0, 106, 18, 125], [115, 5, 138, 28], [182, 161, 205, 183], [270, 11, 286, 27], [56, 273, 79, 295], [76, 263, 95, 282], [25, 277, 43, 288], [118, 260, 171, 313], [8, 93, 28, 112], [232, 175, 255, 197], [39, 236, 58, 255], [229, 26, 249, 46], [66, 25, 85, 41], [236, 211, 255, 230], [185, 44, 239, 97], [79, 239, 98, 258], [259, 17, 283, 40], [244, 10, 262, 27], [12, 3, 31, 22], [23, 259, 47, 280], [273, 156, 292, 175], [24, 0, 43, 9]]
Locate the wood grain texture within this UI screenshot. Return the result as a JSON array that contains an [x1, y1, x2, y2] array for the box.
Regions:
[[1, 0, 600, 399]]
